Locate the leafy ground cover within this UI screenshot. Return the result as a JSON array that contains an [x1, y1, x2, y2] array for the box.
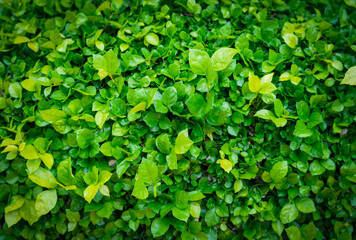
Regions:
[[0, 0, 356, 239]]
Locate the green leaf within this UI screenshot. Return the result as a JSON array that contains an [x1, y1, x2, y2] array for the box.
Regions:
[[97, 202, 114, 219], [128, 102, 146, 115], [9, 83, 22, 98], [100, 142, 112, 157], [93, 54, 107, 71], [190, 202, 201, 218], [272, 220, 284, 236], [286, 226, 302, 240], [309, 160, 325, 176], [5, 210, 22, 227], [248, 73, 261, 93], [95, 111, 109, 129], [132, 178, 148, 199], [293, 120, 313, 138], [116, 160, 130, 178], [340, 66, 356, 85], [93, 50, 119, 79], [174, 129, 194, 154], [270, 161, 288, 182], [5, 195, 25, 213], [28, 167, 58, 188], [185, 93, 206, 117], [104, 49, 119, 75], [296, 101, 310, 122], [295, 197, 316, 213], [175, 190, 189, 209], [271, 117, 287, 127], [205, 209, 219, 227], [206, 107, 230, 126], [217, 159, 233, 173], [84, 167, 98, 185], [39, 153, 54, 169], [172, 206, 190, 222], [76, 129, 95, 149], [306, 26, 318, 43], [35, 189, 57, 216], [189, 49, 211, 75], [162, 87, 178, 107], [57, 158, 77, 186], [156, 133, 171, 154], [283, 33, 298, 48], [143, 112, 159, 127], [301, 222, 317, 239], [308, 112, 323, 128], [84, 185, 99, 203], [235, 33, 249, 51], [188, 191, 205, 201], [39, 109, 67, 123], [280, 203, 299, 224], [138, 158, 158, 185], [166, 149, 178, 170], [19, 200, 39, 225], [13, 36, 30, 44], [20, 144, 39, 160], [27, 159, 41, 174], [99, 185, 110, 196], [98, 170, 112, 185], [254, 109, 275, 120], [145, 33, 160, 46], [310, 95, 327, 108], [259, 82, 277, 94], [21, 79, 36, 92], [211, 48, 238, 71]]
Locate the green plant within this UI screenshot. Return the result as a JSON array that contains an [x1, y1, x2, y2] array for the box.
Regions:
[[0, 0, 355, 239]]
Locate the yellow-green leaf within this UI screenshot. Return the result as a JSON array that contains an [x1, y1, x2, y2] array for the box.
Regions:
[[128, 102, 146, 115], [14, 36, 30, 44], [259, 82, 277, 94], [217, 159, 233, 173], [1, 145, 18, 153], [39, 109, 67, 123], [190, 202, 201, 218], [248, 73, 261, 93], [283, 33, 298, 49], [260, 73, 274, 84], [95, 41, 105, 51], [27, 41, 39, 52], [20, 144, 39, 160], [174, 129, 194, 155], [35, 189, 57, 216], [5, 210, 22, 227], [340, 66, 356, 85], [28, 167, 58, 188], [84, 185, 99, 203], [95, 111, 109, 129], [290, 76, 302, 85], [99, 185, 110, 196], [39, 153, 54, 169], [279, 72, 291, 81], [145, 33, 160, 46], [21, 79, 36, 92], [5, 195, 25, 213]]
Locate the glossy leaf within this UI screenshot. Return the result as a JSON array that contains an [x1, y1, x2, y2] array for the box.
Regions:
[[174, 129, 194, 154], [211, 48, 238, 71], [35, 189, 57, 216], [280, 203, 299, 224]]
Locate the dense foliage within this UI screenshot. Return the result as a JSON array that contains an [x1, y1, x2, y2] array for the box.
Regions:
[[1, 0, 356, 239]]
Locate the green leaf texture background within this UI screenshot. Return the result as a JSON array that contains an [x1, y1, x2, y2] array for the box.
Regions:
[[0, 0, 355, 239]]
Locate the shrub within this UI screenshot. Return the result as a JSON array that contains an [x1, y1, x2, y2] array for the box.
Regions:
[[0, 0, 355, 239]]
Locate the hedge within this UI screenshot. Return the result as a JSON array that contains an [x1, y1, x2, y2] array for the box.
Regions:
[[0, 0, 355, 239]]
